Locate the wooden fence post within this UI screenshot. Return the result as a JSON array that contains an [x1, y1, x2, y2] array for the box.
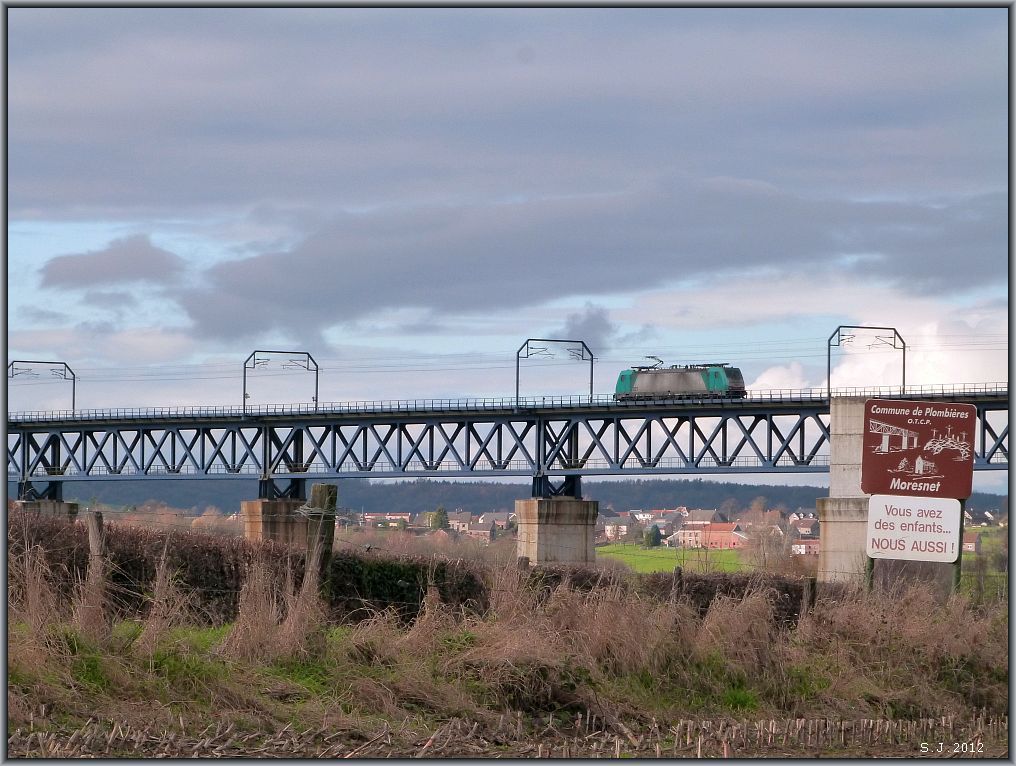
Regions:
[[672, 566, 684, 602], [75, 510, 107, 639], [801, 575, 816, 618]]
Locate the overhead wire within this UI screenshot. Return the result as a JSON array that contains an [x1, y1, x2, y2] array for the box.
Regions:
[[7, 328, 1007, 406]]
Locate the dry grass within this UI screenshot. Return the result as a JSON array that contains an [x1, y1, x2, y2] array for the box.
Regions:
[[693, 586, 778, 673], [134, 542, 193, 655], [9, 545, 61, 643], [214, 543, 331, 663], [7, 512, 1009, 750], [216, 555, 284, 663], [277, 539, 328, 658]]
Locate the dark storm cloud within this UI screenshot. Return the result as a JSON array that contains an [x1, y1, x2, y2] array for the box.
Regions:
[[171, 178, 1006, 340], [39, 235, 187, 288]]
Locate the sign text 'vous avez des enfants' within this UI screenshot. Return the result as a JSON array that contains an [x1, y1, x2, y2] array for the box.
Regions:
[[861, 399, 975, 563]]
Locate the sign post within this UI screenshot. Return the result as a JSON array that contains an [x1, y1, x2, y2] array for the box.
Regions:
[[860, 399, 976, 592]]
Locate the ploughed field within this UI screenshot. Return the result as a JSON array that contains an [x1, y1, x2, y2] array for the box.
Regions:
[[7, 510, 1008, 758]]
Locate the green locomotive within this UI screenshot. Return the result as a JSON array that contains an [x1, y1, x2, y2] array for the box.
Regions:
[[614, 362, 747, 400]]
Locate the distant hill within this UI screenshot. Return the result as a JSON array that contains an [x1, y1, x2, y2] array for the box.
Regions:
[[8, 478, 1007, 519]]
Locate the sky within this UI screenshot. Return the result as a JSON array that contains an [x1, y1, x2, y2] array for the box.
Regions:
[[5, 8, 1010, 492]]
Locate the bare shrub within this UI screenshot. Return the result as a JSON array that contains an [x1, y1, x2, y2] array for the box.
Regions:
[[592, 553, 631, 572], [6, 685, 34, 728], [386, 650, 484, 721], [541, 576, 675, 675], [743, 527, 791, 573], [335, 527, 493, 562], [579, 592, 698, 677]]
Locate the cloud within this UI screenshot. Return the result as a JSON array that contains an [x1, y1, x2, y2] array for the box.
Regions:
[[7, 10, 1005, 218], [731, 288, 1008, 390], [749, 361, 810, 391], [80, 290, 139, 309], [550, 304, 617, 352], [166, 178, 1005, 341], [39, 234, 187, 288], [8, 326, 197, 367], [18, 305, 70, 324]]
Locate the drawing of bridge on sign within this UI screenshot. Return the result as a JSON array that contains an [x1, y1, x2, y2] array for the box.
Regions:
[[868, 418, 919, 453]]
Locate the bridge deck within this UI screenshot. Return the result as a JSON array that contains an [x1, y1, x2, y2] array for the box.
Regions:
[[7, 383, 1007, 427], [7, 385, 1007, 495]]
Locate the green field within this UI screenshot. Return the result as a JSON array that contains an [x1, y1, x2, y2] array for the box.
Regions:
[[596, 543, 743, 573]]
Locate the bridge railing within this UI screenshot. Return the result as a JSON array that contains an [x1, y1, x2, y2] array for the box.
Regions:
[[6, 382, 1008, 423]]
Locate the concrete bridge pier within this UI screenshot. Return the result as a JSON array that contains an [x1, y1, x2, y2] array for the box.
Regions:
[[242, 482, 336, 554], [816, 397, 869, 585], [13, 498, 79, 522], [817, 396, 956, 595], [14, 480, 79, 521], [516, 476, 598, 566]]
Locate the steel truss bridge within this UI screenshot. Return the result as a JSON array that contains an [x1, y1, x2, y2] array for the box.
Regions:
[[7, 385, 1008, 500]]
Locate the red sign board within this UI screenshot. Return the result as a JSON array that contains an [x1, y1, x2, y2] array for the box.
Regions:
[[860, 399, 976, 499]]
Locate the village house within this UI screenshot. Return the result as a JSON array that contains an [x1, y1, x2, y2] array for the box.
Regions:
[[792, 518, 820, 538], [478, 511, 513, 530], [604, 520, 631, 541], [362, 511, 412, 527], [701, 522, 748, 550], [787, 510, 816, 524], [741, 509, 788, 532], [965, 509, 996, 527], [658, 511, 685, 530], [463, 520, 497, 543], [791, 539, 821, 556], [446, 510, 474, 532], [427, 528, 459, 543], [632, 507, 684, 525], [962, 531, 983, 553], [676, 527, 703, 548], [651, 520, 677, 538], [682, 509, 727, 528]]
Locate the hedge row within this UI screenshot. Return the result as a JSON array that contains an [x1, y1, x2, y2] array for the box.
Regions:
[[8, 510, 486, 625], [10, 510, 811, 626], [525, 564, 814, 626]]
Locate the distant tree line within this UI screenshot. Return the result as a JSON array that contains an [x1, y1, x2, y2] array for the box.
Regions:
[[37, 477, 1006, 520]]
